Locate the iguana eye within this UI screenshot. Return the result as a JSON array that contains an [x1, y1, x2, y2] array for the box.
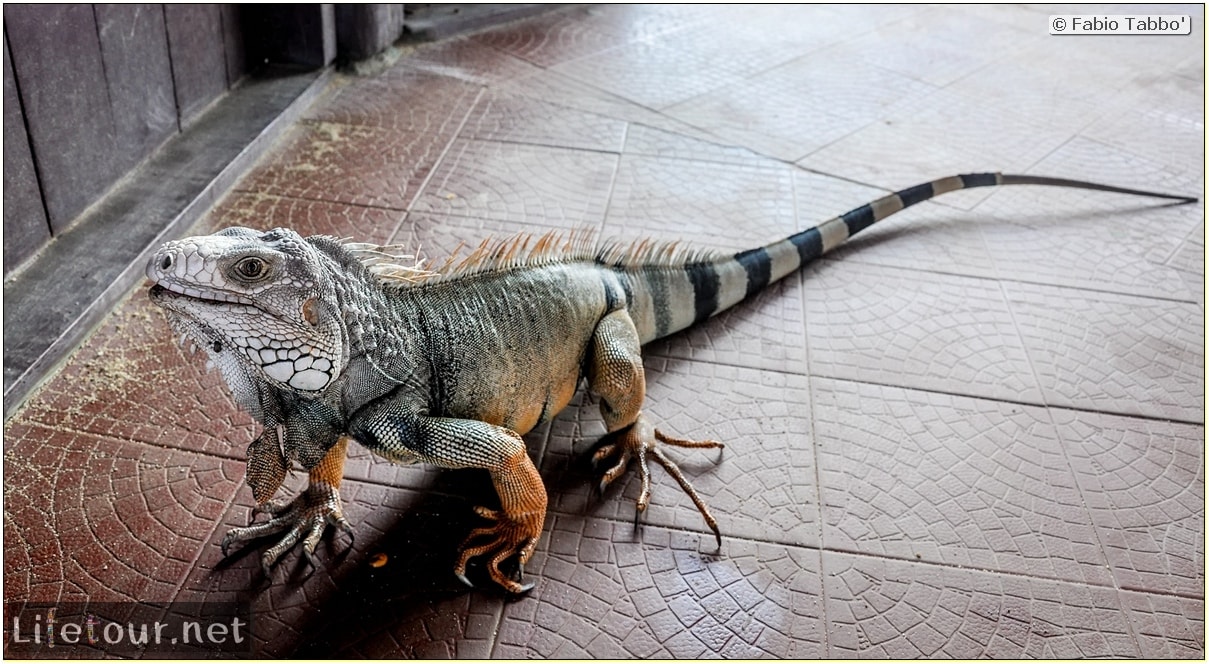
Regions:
[[234, 257, 267, 280]]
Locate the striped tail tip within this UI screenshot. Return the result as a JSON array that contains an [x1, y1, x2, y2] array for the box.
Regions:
[[804, 172, 1197, 256]]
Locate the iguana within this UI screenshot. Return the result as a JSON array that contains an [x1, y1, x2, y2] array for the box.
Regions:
[[146, 173, 1194, 594]]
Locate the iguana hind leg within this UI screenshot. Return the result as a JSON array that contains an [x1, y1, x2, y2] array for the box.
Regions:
[[588, 309, 724, 546], [221, 436, 353, 574]]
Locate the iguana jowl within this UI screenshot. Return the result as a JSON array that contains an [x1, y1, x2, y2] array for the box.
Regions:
[[146, 173, 1194, 593]]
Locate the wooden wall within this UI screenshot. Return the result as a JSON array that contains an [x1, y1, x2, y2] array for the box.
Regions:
[[2, 4, 246, 274]]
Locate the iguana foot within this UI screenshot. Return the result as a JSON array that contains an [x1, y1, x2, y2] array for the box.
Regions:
[[221, 480, 353, 575], [593, 413, 724, 547], [453, 505, 541, 594]]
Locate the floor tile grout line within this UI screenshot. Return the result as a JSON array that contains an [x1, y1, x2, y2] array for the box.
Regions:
[[642, 352, 1205, 427], [792, 167, 833, 655], [404, 85, 484, 213], [595, 122, 628, 239], [1160, 207, 1208, 267], [809, 252, 1204, 306], [562, 509, 1207, 603], [991, 264, 1147, 648], [228, 186, 412, 215]]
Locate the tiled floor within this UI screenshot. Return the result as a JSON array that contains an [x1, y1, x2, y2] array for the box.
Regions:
[[4, 4, 1204, 658]]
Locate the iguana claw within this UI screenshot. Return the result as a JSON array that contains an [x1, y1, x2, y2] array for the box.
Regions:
[[220, 481, 352, 574], [453, 506, 540, 594], [594, 415, 725, 548]]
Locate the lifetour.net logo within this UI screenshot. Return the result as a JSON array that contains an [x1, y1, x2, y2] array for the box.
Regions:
[[5, 602, 251, 656]]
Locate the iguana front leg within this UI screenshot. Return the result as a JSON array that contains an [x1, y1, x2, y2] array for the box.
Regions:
[[351, 408, 547, 594], [589, 309, 724, 546], [222, 435, 354, 573]]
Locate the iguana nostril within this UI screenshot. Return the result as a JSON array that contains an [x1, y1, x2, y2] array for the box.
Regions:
[[161, 255, 173, 270]]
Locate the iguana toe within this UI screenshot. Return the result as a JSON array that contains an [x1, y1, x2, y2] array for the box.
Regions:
[[595, 416, 724, 549], [453, 506, 541, 594], [220, 483, 353, 574]]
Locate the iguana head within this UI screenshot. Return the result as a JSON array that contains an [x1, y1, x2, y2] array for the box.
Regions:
[[146, 227, 349, 394]]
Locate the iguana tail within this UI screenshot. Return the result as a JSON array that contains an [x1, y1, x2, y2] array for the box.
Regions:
[[628, 172, 1196, 344]]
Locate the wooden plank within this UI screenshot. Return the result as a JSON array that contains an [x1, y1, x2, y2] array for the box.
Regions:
[[164, 4, 228, 126], [2, 33, 50, 274], [94, 4, 178, 172], [220, 4, 247, 86], [4, 4, 118, 232], [336, 4, 405, 60]]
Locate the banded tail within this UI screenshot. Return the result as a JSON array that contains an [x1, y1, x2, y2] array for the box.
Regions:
[[627, 172, 1197, 344]]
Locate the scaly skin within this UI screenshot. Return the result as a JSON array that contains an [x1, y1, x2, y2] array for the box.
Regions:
[[146, 173, 1194, 593]]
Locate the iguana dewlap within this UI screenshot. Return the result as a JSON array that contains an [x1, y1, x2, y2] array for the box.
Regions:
[[146, 172, 1194, 594]]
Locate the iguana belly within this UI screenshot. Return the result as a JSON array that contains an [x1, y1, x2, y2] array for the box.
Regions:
[[474, 365, 581, 435], [417, 263, 610, 435]]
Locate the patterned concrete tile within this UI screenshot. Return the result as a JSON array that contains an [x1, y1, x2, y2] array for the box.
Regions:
[[967, 133, 1202, 303], [543, 356, 819, 549], [1053, 408, 1204, 597], [951, 73, 1108, 136], [797, 85, 1073, 205], [551, 22, 804, 111], [1168, 235, 1205, 310], [705, 3, 863, 54], [793, 170, 888, 228], [304, 69, 482, 133], [603, 154, 797, 252], [2, 422, 241, 604], [976, 186, 1200, 302], [1119, 591, 1206, 659], [622, 123, 765, 166], [1081, 104, 1204, 183], [495, 67, 722, 143], [14, 290, 258, 459], [237, 120, 457, 211], [409, 139, 618, 226], [813, 378, 1112, 587], [942, 53, 1120, 136], [207, 191, 407, 244], [461, 90, 627, 153], [826, 6, 1040, 88], [1003, 282, 1204, 422], [665, 50, 937, 162], [812, 194, 1001, 280], [822, 551, 1141, 658], [467, 4, 710, 69], [802, 261, 1043, 404], [494, 517, 825, 658], [394, 35, 544, 85]]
